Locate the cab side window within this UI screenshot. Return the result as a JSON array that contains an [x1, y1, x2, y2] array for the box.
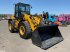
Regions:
[[15, 6, 19, 18]]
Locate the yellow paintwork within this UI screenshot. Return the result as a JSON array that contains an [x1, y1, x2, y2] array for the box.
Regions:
[[11, 15, 15, 19], [11, 13, 41, 32], [15, 19, 20, 28], [19, 26, 25, 36], [8, 22, 12, 30], [24, 14, 41, 31]]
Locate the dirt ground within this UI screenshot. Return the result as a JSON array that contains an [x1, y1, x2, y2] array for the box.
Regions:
[[0, 20, 70, 52]]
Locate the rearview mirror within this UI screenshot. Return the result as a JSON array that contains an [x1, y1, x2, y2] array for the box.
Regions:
[[31, 6, 32, 8]]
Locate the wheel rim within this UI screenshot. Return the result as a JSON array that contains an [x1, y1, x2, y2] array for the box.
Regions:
[[19, 26, 25, 36], [8, 23, 12, 30]]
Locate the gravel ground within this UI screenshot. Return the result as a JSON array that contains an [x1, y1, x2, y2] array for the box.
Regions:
[[0, 20, 70, 52]]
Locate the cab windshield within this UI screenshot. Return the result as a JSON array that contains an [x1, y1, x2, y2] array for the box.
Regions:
[[19, 5, 30, 14]]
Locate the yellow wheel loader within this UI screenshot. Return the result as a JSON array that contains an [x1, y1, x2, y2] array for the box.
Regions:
[[8, 3, 63, 50]]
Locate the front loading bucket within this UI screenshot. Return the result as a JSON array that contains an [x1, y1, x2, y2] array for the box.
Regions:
[[31, 25, 63, 50]]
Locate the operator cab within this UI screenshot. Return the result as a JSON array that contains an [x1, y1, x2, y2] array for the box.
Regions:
[[15, 3, 31, 18]]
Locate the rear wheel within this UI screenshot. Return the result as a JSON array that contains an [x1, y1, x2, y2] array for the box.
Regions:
[[19, 21, 31, 39], [8, 20, 15, 33]]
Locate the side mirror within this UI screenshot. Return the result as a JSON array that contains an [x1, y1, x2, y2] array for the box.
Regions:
[[31, 6, 32, 9]]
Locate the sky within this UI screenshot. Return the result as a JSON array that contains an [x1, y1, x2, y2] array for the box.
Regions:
[[0, 0, 70, 15]]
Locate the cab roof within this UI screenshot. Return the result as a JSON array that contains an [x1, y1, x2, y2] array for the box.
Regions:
[[15, 2, 30, 6]]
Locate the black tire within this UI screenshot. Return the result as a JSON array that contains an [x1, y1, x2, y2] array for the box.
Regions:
[[8, 20, 15, 33], [19, 21, 31, 39]]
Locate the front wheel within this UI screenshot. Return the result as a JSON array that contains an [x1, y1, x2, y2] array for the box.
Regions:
[[19, 21, 31, 39]]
